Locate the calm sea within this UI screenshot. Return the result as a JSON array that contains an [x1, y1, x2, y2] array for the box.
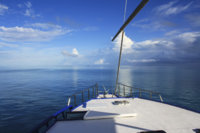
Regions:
[[0, 65, 200, 133]]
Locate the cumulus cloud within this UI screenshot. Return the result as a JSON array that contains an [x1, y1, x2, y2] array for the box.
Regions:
[[62, 48, 79, 57], [134, 40, 174, 50], [94, 59, 105, 65], [0, 23, 71, 42], [177, 32, 200, 44], [0, 3, 8, 15], [155, 1, 192, 16], [113, 32, 134, 53], [72, 48, 79, 56], [110, 31, 200, 64]]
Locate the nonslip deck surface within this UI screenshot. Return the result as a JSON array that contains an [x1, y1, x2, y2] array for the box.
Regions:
[[47, 98, 200, 133]]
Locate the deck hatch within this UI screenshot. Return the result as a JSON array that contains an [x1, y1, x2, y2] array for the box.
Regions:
[[65, 111, 87, 120]]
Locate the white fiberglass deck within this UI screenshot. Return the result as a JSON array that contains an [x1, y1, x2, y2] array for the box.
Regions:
[[47, 98, 200, 133]]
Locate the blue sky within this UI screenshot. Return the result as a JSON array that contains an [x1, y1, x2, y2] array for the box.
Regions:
[[0, 0, 200, 69]]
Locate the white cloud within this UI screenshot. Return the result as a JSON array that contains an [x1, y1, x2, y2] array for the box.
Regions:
[[0, 42, 18, 48], [113, 32, 134, 53], [0, 3, 8, 15], [0, 24, 71, 42], [165, 30, 180, 36], [135, 40, 160, 47], [133, 40, 174, 50], [110, 31, 200, 64], [177, 32, 200, 44], [25, 9, 31, 16], [72, 48, 79, 56], [62, 48, 79, 57], [0, 47, 66, 68], [94, 59, 104, 65], [155, 1, 192, 16], [0, 50, 12, 54], [30, 23, 61, 29], [127, 59, 157, 63], [25, 1, 32, 8], [24, 1, 39, 17]]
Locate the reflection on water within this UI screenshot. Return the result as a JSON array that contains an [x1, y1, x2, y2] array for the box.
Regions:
[[72, 69, 78, 88], [119, 68, 133, 85], [0, 66, 200, 133]]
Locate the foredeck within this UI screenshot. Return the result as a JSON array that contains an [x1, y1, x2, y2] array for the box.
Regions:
[[47, 98, 200, 133]]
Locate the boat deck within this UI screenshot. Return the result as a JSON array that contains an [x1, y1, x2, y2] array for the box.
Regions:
[[47, 98, 200, 133]]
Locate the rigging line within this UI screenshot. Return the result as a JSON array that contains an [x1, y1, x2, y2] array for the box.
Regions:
[[115, 0, 128, 95], [112, 0, 149, 41], [123, 0, 128, 22]]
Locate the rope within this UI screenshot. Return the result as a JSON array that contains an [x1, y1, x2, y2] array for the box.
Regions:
[[123, 0, 128, 23]]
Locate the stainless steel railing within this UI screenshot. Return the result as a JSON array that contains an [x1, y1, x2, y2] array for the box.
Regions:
[[66, 83, 164, 107], [116, 83, 163, 102], [67, 83, 99, 107]]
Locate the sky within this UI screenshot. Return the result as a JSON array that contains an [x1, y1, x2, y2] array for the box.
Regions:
[[0, 0, 200, 69]]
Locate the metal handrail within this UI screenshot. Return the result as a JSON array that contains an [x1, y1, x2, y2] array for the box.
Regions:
[[117, 83, 164, 102], [66, 83, 163, 107], [67, 83, 98, 107]]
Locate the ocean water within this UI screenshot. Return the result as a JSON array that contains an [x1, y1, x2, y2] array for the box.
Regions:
[[0, 65, 200, 133]]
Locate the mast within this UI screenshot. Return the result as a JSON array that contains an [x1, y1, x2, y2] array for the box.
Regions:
[[113, 0, 149, 95], [114, 0, 127, 95]]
